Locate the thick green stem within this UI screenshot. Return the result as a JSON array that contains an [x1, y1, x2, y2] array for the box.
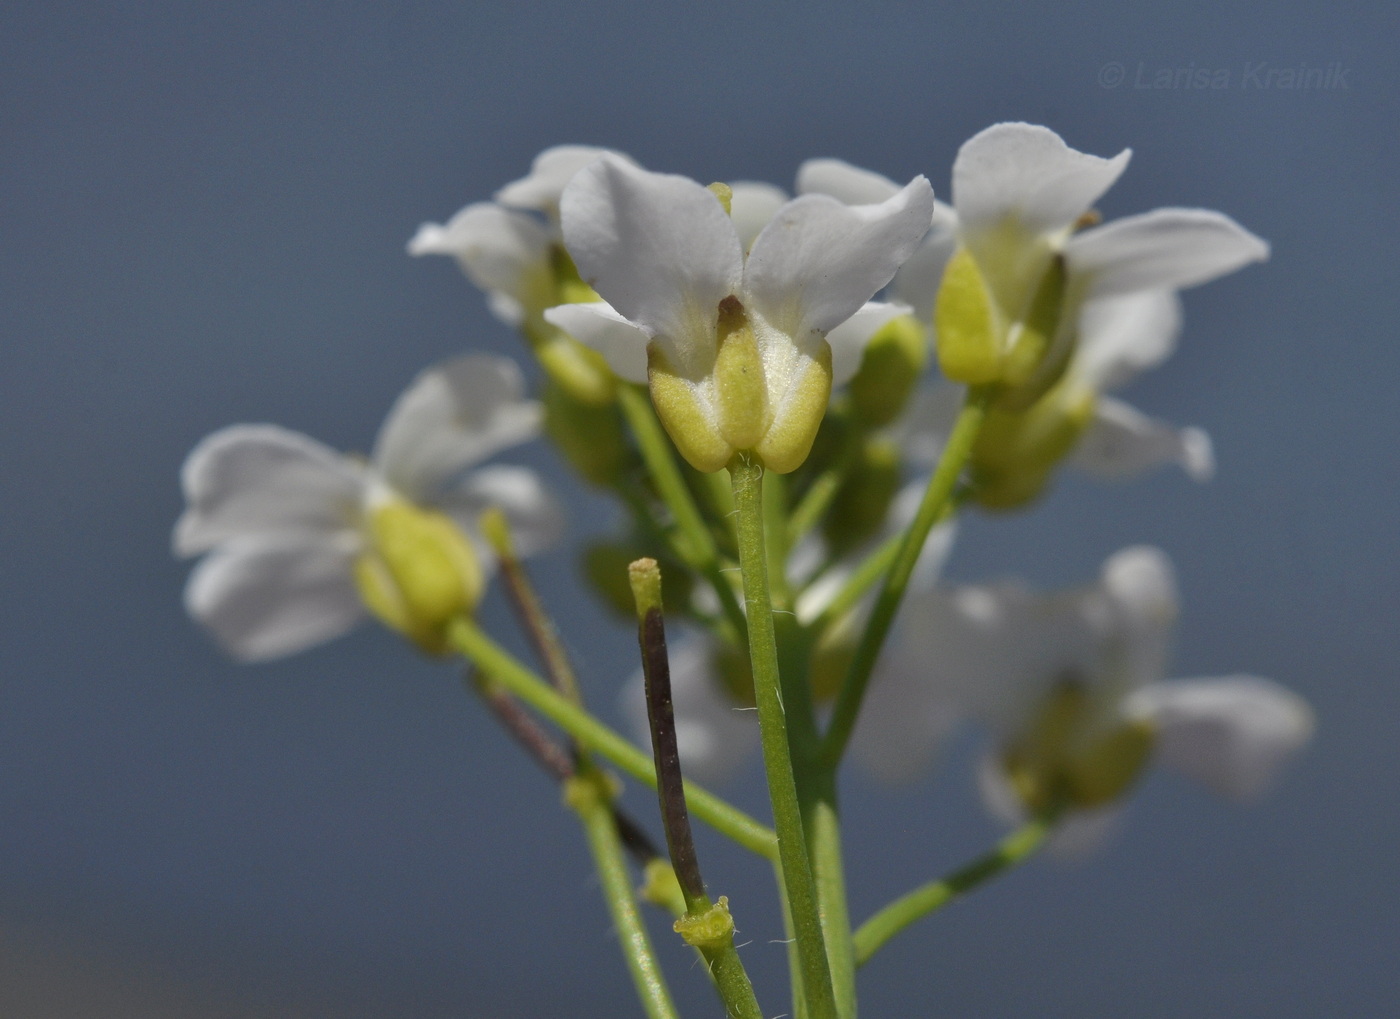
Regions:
[[820, 388, 991, 767], [729, 457, 838, 1019], [617, 384, 749, 642], [446, 617, 777, 859], [852, 812, 1057, 965], [568, 773, 680, 1019]]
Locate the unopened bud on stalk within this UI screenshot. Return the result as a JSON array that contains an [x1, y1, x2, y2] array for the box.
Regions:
[[543, 378, 632, 487], [847, 314, 928, 428]]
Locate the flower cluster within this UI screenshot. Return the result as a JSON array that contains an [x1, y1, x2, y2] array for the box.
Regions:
[[175, 122, 1312, 1016]]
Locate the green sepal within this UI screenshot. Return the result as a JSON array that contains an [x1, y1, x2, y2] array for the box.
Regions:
[[934, 247, 1002, 384]]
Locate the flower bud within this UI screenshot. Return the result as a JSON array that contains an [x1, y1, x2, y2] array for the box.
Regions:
[[822, 437, 901, 556], [544, 378, 633, 487], [353, 498, 483, 654], [847, 314, 929, 428]]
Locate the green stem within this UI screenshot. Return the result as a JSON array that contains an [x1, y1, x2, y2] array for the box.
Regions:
[[803, 776, 856, 1018], [617, 384, 749, 642], [729, 457, 838, 1019], [446, 617, 777, 859], [569, 772, 680, 1019], [852, 812, 1057, 965], [819, 387, 991, 767]]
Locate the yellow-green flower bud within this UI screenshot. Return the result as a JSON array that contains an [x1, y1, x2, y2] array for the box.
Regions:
[[543, 377, 633, 487], [353, 497, 483, 654], [1001, 682, 1155, 814], [848, 314, 929, 428], [639, 858, 687, 918], [528, 327, 617, 407], [823, 436, 901, 556]]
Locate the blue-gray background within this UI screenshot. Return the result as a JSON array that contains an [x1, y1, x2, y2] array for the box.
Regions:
[[2, 2, 1395, 1015]]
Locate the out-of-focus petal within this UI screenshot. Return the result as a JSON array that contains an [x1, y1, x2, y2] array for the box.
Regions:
[[1073, 290, 1182, 392], [372, 354, 541, 502], [1072, 397, 1214, 483], [560, 156, 742, 366], [406, 204, 551, 326], [1130, 676, 1315, 800], [850, 646, 962, 784], [544, 301, 650, 384], [744, 178, 934, 340], [174, 425, 365, 557], [795, 158, 901, 205], [1068, 208, 1269, 299], [826, 301, 911, 386], [728, 181, 789, 251], [439, 464, 565, 558], [619, 638, 760, 784], [888, 202, 959, 320], [952, 123, 1130, 239], [184, 534, 364, 662], [496, 146, 635, 217]]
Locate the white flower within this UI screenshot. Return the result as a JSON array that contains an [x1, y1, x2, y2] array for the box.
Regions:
[[175, 354, 562, 661], [407, 146, 634, 328], [546, 155, 934, 472], [861, 547, 1314, 841], [805, 128, 1266, 495]]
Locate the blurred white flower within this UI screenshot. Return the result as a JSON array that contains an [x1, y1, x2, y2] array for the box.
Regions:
[[546, 154, 934, 472], [175, 355, 561, 661], [860, 546, 1313, 846], [407, 145, 633, 328]]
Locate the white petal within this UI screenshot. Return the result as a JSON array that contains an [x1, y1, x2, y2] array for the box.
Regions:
[[406, 203, 551, 326], [744, 177, 935, 339], [825, 300, 911, 386], [372, 354, 542, 502], [1072, 397, 1215, 482], [559, 156, 742, 365], [888, 202, 959, 321], [439, 464, 565, 558], [1073, 290, 1182, 392], [494, 145, 635, 217], [1068, 208, 1270, 299], [1131, 677, 1314, 800], [544, 301, 650, 384], [174, 425, 365, 557], [185, 534, 364, 662], [795, 158, 901, 205], [850, 647, 961, 784], [952, 123, 1130, 238], [728, 181, 790, 251], [619, 638, 760, 785]]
